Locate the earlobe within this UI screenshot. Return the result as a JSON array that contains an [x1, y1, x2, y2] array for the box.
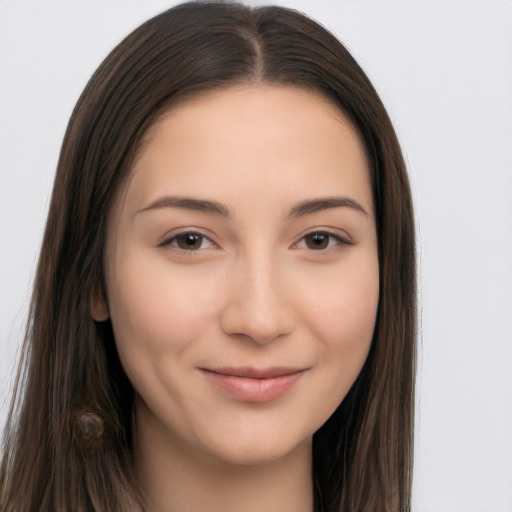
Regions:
[[90, 290, 110, 322]]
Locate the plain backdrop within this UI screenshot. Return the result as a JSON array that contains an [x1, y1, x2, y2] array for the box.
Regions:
[[1, 1, 511, 511]]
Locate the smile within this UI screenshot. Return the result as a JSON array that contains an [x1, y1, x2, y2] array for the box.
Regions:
[[199, 367, 307, 402]]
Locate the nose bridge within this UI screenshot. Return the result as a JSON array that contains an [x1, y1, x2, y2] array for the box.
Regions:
[[220, 247, 295, 344]]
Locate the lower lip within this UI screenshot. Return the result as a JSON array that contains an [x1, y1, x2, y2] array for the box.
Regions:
[[200, 370, 305, 402]]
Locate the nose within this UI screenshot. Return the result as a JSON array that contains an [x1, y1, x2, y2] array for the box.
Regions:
[[220, 255, 295, 344]]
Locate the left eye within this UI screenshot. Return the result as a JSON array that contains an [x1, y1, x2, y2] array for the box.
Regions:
[[295, 231, 349, 251], [161, 232, 215, 251]]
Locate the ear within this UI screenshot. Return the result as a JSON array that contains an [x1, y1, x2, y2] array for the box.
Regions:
[[90, 286, 109, 322]]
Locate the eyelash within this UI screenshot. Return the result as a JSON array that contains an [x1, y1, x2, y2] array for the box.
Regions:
[[158, 229, 352, 253]]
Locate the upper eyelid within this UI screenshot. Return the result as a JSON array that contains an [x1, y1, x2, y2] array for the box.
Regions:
[[158, 225, 214, 239]]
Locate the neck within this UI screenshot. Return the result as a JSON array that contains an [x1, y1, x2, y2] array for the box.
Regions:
[[133, 405, 314, 512]]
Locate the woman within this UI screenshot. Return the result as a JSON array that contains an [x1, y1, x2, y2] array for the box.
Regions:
[[0, 2, 416, 511]]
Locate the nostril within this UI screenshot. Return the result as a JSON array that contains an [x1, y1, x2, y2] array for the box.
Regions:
[[220, 302, 295, 344]]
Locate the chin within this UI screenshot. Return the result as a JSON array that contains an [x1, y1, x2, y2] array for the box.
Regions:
[[195, 427, 313, 468]]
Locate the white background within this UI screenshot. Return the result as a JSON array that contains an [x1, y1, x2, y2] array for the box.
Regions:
[[1, 1, 511, 511]]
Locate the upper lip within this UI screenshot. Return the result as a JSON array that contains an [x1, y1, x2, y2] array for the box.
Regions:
[[201, 367, 306, 379]]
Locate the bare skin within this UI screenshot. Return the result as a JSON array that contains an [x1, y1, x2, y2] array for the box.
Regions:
[[92, 85, 379, 512]]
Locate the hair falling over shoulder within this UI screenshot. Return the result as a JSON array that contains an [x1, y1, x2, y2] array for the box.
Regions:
[[0, 2, 416, 511]]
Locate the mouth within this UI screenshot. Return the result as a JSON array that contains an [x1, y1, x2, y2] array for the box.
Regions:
[[199, 367, 307, 402]]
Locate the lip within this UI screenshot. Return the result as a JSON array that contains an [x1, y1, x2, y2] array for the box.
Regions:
[[199, 367, 307, 402]]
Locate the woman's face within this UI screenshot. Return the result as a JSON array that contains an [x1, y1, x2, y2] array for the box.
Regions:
[[93, 85, 379, 466]]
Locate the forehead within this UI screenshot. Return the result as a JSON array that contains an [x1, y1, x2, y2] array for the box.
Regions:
[[121, 85, 372, 217]]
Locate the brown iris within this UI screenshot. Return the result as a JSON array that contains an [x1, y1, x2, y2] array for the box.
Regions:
[[176, 233, 203, 250], [304, 232, 330, 250]]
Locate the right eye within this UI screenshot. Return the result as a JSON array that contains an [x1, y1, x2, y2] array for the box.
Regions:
[[159, 232, 216, 252]]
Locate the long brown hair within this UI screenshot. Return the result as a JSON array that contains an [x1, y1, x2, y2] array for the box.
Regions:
[[0, 2, 416, 511]]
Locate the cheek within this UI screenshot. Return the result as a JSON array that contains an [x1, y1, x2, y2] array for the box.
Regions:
[[329, 276, 379, 346], [106, 251, 217, 375], [295, 255, 379, 417], [298, 254, 379, 348]]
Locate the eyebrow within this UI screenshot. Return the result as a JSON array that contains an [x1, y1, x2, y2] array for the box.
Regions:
[[137, 196, 232, 217], [137, 195, 369, 219], [288, 196, 369, 218]]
